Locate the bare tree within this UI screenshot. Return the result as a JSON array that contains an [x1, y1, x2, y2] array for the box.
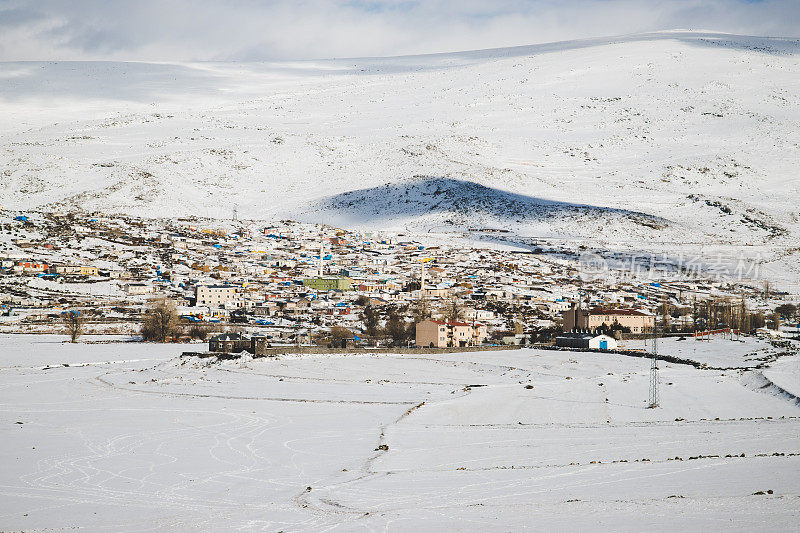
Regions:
[[186, 323, 211, 341], [444, 299, 462, 322], [384, 307, 412, 346], [361, 305, 380, 337], [61, 310, 84, 343], [775, 303, 797, 320], [739, 297, 750, 333], [141, 299, 180, 342], [411, 298, 430, 321], [766, 312, 781, 331], [329, 326, 352, 348]]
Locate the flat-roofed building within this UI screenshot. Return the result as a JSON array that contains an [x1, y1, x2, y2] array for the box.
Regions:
[[124, 283, 152, 296], [302, 277, 352, 291], [195, 285, 240, 308]]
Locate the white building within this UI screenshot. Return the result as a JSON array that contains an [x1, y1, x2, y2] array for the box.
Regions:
[[124, 283, 152, 296], [463, 309, 495, 321], [555, 333, 618, 350], [195, 285, 240, 308], [588, 334, 618, 350]]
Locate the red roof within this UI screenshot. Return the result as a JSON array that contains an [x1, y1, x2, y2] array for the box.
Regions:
[[430, 320, 484, 327], [589, 308, 649, 316]]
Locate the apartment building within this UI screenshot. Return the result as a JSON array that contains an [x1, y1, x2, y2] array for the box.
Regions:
[[195, 285, 241, 308], [415, 319, 488, 348]]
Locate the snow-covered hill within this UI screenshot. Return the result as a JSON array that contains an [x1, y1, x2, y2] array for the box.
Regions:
[[1, 31, 799, 282]]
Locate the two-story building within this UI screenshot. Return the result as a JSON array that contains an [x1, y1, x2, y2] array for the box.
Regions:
[[415, 319, 488, 348], [562, 305, 654, 334]]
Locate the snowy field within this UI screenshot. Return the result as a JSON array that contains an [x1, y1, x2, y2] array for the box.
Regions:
[[1, 334, 799, 531], [617, 335, 784, 369]]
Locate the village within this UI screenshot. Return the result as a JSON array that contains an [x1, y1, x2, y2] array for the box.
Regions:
[[1, 210, 797, 353]]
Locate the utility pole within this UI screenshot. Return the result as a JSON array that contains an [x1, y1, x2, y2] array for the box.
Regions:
[[648, 323, 659, 409]]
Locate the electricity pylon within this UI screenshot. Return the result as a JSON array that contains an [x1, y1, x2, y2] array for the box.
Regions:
[[648, 326, 659, 409]]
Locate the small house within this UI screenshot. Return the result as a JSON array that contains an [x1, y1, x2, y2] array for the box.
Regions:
[[555, 334, 617, 350], [209, 333, 251, 353]]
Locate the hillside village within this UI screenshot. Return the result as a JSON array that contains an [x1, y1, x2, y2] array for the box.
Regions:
[[2, 23, 800, 530], [0, 210, 796, 349]]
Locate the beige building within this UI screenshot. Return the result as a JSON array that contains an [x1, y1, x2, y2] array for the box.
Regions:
[[416, 319, 488, 348], [423, 285, 450, 298], [124, 283, 152, 296], [80, 265, 99, 276], [562, 306, 654, 334], [52, 264, 99, 276], [195, 285, 240, 308]]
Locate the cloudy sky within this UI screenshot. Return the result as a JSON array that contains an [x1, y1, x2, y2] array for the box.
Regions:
[[1, 0, 798, 61]]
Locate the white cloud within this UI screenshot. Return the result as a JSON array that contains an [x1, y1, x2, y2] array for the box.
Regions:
[[0, 0, 797, 61]]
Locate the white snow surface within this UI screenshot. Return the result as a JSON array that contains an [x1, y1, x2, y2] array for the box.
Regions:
[[1, 31, 800, 284], [617, 336, 777, 368], [764, 355, 800, 397], [1, 334, 799, 531]]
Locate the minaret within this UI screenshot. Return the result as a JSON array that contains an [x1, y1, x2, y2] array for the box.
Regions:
[[319, 235, 324, 277], [420, 261, 426, 299]]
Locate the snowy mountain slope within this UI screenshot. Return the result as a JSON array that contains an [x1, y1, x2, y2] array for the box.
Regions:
[[311, 175, 668, 238], [1, 31, 799, 280]]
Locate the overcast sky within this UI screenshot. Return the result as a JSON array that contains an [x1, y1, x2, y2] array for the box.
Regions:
[[1, 0, 798, 61]]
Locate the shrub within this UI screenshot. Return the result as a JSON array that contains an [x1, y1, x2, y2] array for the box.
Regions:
[[186, 323, 211, 341]]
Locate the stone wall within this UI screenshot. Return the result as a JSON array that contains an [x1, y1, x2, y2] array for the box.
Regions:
[[184, 345, 521, 359]]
